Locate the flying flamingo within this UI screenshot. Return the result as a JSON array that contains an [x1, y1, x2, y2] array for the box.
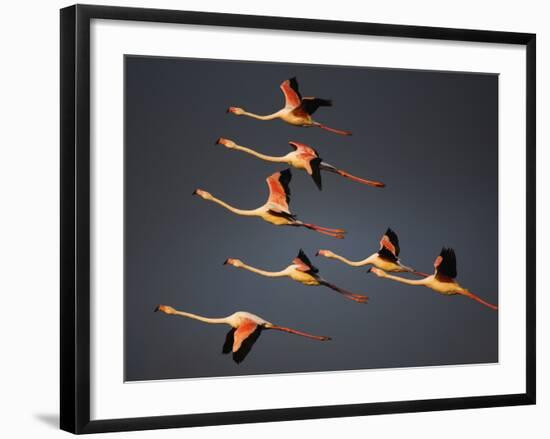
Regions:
[[224, 249, 369, 303], [193, 169, 345, 238], [227, 77, 352, 136], [216, 138, 385, 190], [317, 228, 428, 276], [154, 304, 330, 363], [368, 247, 498, 310]]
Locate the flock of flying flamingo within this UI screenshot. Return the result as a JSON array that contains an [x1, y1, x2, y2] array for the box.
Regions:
[[155, 77, 498, 364]]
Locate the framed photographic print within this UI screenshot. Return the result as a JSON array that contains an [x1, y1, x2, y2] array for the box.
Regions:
[[60, 4, 536, 434]]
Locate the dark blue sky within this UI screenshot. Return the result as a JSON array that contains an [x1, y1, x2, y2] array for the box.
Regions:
[[124, 55, 498, 381]]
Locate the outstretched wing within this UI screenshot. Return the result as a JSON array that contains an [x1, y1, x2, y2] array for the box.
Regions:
[[222, 328, 236, 354], [378, 228, 400, 261], [301, 97, 332, 115], [233, 320, 259, 353], [292, 249, 319, 274], [288, 141, 322, 189], [232, 326, 262, 364], [435, 247, 457, 279], [266, 169, 292, 212], [280, 77, 302, 109], [288, 141, 319, 157], [309, 158, 323, 190]]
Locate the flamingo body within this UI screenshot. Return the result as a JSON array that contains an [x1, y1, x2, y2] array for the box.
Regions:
[[216, 138, 384, 190], [317, 228, 426, 275], [193, 169, 345, 238], [224, 249, 368, 303], [227, 77, 352, 136], [155, 305, 330, 363], [369, 247, 498, 310]]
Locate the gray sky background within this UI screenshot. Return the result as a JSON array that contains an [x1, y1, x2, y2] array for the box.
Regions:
[[124, 55, 498, 381]]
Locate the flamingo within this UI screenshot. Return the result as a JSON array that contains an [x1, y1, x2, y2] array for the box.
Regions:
[[317, 228, 428, 276], [224, 249, 369, 303], [368, 247, 498, 311], [227, 77, 352, 136], [216, 137, 385, 190], [193, 169, 345, 238], [154, 305, 330, 363]]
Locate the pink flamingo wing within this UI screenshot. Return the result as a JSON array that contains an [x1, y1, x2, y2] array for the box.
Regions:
[[288, 141, 318, 156], [280, 79, 302, 109], [379, 235, 397, 257], [232, 320, 259, 352], [292, 257, 311, 272], [266, 171, 290, 211]]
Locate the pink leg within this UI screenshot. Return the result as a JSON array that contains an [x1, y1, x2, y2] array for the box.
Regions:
[[316, 124, 352, 136], [267, 324, 331, 341], [335, 169, 385, 187], [302, 223, 345, 239], [461, 291, 498, 310]]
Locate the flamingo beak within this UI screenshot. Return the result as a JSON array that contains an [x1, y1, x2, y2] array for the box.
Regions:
[[366, 267, 372, 273], [223, 259, 229, 265], [192, 189, 198, 196], [315, 251, 320, 256], [215, 137, 222, 144]]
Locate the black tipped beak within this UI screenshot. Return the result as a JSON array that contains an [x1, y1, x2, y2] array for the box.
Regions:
[[366, 268, 372, 273], [315, 251, 320, 256], [192, 190, 197, 196], [223, 259, 229, 265], [154, 305, 160, 312], [225, 108, 230, 113], [215, 137, 221, 144]]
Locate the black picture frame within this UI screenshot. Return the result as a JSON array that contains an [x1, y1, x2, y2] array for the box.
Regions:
[[60, 4, 536, 434]]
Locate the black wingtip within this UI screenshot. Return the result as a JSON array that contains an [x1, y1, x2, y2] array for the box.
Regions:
[[280, 168, 292, 178]]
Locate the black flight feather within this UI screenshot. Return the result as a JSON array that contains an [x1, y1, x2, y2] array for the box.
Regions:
[[267, 209, 296, 221], [377, 248, 398, 263], [302, 97, 332, 115], [278, 168, 292, 205], [385, 228, 400, 257], [296, 249, 319, 274], [310, 158, 323, 190], [222, 328, 235, 354], [288, 77, 302, 99], [437, 247, 457, 279]]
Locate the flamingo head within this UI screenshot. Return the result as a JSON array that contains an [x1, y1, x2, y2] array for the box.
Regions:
[[316, 249, 334, 258], [192, 189, 212, 200], [224, 258, 244, 268], [216, 137, 237, 148], [154, 304, 176, 315], [227, 106, 245, 115]]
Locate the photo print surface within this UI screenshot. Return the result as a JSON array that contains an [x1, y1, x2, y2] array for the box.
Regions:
[[124, 55, 498, 381]]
